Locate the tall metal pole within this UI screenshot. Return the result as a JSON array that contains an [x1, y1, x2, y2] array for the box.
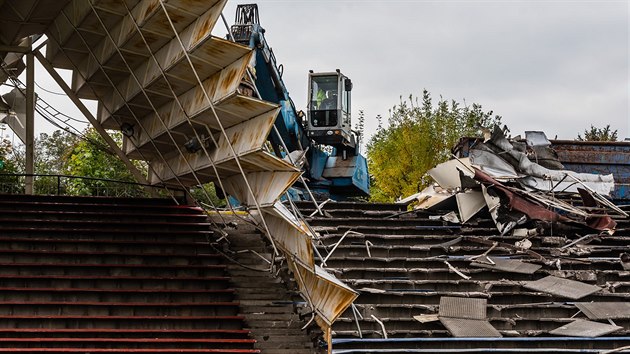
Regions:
[[25, 41, 34, 195]]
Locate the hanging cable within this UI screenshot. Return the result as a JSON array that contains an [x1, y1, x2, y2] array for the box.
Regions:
[[34, 81, 65, 96]]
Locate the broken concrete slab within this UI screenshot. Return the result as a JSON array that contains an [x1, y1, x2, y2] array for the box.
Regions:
[[437, 296, 502, 337], [523, 276, 601, 300], [549, 319, 622, 337], [471, 257, 542, 274], [413, 314, 439, 323], [439, 296, 487, 320], [440, 317, 502, 337], [575, 302, 630, 320]]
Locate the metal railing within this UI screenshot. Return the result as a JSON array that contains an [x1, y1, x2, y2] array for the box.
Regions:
[[0, 173, 183, 198]]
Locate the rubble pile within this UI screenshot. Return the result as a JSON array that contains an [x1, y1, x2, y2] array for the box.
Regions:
[[404, 125, 626, 235], [294, 126, 630, 351]]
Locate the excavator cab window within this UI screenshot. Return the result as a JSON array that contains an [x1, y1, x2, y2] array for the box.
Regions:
[[310, 75, 338, 127]]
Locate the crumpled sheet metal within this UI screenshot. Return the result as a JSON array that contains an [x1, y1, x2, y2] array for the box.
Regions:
[[405, 185, 456, 210], [486, 126, 615, 196], [475, 169, 569, 224], [455, 190, 485, 224], [221, 170, 302, 208], [289, 259, 358, 326], [469, 148, 519, 181], [427, 158, 474, 190], [251, 202, 315, 269], [525, 131, 551, 147]]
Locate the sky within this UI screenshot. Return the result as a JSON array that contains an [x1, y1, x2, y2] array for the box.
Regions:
[[215, 0, 629, 142], [2, 0, 629, 144]]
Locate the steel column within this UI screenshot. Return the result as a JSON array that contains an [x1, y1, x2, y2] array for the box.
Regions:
[[24, 47, 34, 195]]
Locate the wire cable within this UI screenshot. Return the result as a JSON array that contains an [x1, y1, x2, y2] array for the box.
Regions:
[[34, 81, 65, 96]]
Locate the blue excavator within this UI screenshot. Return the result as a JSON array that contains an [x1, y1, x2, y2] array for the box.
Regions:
[[229, 4, 369, 200]]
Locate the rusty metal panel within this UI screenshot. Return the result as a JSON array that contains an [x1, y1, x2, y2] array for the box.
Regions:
[[102, 50, 253, 126], [212, 108, 279, 163], [222, 170, 301, 208], [291, 260, 358, 326], [471, 257, 541, 274], [149, 150, 297, 186], [551, 140, 630, 200], [439, 318, 502, 338], [439, 297, 486, 320], [575, 302, 630, 320], [523, 276, 601, 300], [98, 32, 244, 117], [250, 203, 315, 269], [124, 94, 276, 158], [92, 0, 142, 16], [78, 0, 232, 117], [549, 319, 622, 337]]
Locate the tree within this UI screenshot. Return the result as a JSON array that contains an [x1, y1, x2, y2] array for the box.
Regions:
[[0, 135, 24, 193], [354, 109, 366, 146], [64, 128, 144, 196], [36, 130, 78, 175], [577, 124, 618, 141], [367, 90, 501, 202]]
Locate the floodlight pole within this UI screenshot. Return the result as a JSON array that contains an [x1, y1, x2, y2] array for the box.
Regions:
[[25, 40, 34, 195]]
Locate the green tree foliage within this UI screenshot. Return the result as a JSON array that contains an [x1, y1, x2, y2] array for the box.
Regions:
[[354, 110, 366, 147], [36, 130, 78, 175], [367, 90, 501, 202], [0, 135, 23, 193], [577, 124, 618, 142], [64, 128, 142, 196], [189, 182, 226, 208]]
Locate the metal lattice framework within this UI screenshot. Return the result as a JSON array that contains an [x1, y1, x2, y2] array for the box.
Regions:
[[0, 0, 358, 339]]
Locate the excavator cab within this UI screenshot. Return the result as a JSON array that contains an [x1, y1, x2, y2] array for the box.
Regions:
[[307, 70, 356, 152]]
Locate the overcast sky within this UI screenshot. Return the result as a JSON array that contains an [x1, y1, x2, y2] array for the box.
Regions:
[[216, 0, 629, 142], [4, 0, 628, 144]]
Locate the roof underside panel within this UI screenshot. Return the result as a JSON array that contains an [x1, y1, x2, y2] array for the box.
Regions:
[[1, 0, 360, 338]]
